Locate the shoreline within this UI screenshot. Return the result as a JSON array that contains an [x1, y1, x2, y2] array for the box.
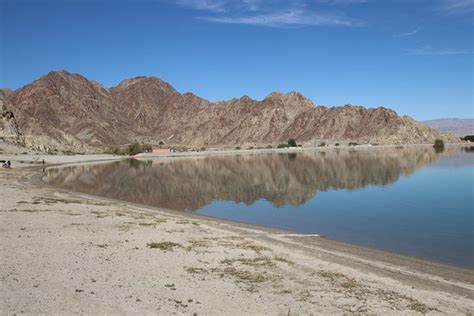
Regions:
[[1, 151, 473, 314], [38, 163, 472, 272], [1, 141, 469, 167], [36, 144, 472, 270], [135, 142, 469, 160], [1, 141, 469, 176]]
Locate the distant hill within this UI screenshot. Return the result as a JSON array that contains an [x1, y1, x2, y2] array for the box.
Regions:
[[0, 70, 458, 152], [423, 119, 474, 137]]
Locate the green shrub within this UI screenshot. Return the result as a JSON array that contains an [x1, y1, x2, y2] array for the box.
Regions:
[[126, 142, 153, 155], [277, 144, 288, 149], [348, 142, 358, 146], [433, 139, 445, 153], [434, 139, 444, 148], [127, 142, 143, 155], [142, 144, 153, 153], [318, 142, 326, 147], [461, 135, 474, 142], [235, 146, 241, 150], [335, 143, 340, 147], [288, 138, 297, 147]]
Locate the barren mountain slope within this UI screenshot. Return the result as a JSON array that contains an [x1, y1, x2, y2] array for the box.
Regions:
[[1, 70, 457, 151], [0, 89, 12, 104], [4, 71, 131, 151]]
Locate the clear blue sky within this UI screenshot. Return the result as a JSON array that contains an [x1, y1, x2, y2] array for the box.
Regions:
[[1, 0, 472, 120]]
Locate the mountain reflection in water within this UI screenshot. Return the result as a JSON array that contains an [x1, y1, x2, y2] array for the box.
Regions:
[[44, 146, 465, 211]]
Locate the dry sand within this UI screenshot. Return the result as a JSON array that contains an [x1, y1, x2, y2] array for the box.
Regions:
[[1, 153, 473, 315]]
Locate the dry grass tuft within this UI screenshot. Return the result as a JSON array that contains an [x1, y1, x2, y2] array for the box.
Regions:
[[220, 256, 276, 268], [273, 256, 294, 265], [147, 241, 183, 251], [185, 267, 209, 275]]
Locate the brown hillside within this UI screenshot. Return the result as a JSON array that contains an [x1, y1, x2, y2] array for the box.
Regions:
[[1, 70, 457, 151]]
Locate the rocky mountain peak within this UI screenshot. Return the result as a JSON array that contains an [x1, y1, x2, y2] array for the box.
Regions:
[[25, 70, 111, 101], [42, 70, 87, 85], [239, 95, 254, 103], [113, 76, 177, 95], [284, 91, 315, 107], [264, 91, 285, 100], [285, 91, 304, 99], [263, 91, 314, 109]]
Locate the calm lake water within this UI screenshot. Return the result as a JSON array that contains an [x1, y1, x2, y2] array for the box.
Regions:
[[44, 146, 474, 268]]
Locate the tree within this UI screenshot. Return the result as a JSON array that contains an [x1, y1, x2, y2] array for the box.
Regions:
[[433, 139, 445, 153], [127, 142, 144, 155], [288, 138, 297, 147]]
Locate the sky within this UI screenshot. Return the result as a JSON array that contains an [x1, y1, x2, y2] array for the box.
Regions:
[[1, 0, 473, 120]]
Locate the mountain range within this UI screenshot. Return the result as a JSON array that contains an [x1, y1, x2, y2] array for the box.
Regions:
[[423, 119, 474, 137], [0, 70, 458, 152]]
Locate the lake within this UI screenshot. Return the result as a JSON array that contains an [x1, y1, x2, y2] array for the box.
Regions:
[[44, 146, 474, 268]]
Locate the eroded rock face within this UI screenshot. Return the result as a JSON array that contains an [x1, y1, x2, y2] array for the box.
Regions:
[[44, 147, 458, 211], [2, 70, 457, 151], [0, 89, 23, 144]]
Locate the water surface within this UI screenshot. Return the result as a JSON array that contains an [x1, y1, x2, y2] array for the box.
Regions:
[[44, 146, 474, 267]]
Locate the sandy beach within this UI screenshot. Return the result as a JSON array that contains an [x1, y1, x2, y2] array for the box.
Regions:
[[1, 152, 473, 314]]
